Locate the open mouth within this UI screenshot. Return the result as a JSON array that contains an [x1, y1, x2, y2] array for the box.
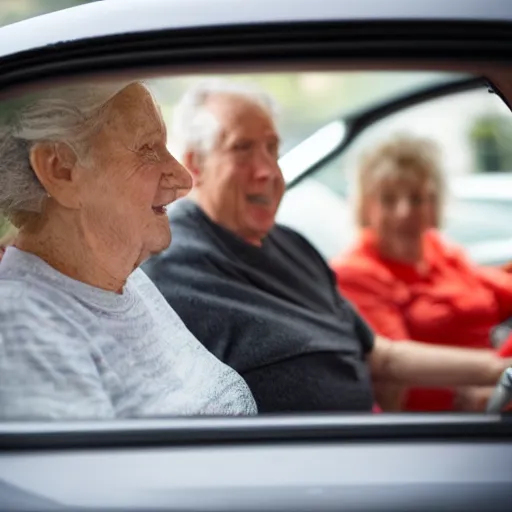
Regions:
[[247, 194, 272, 206], [152, 205, 167, 216]]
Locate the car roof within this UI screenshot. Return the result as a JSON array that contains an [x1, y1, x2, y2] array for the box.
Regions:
[[0, 0, 511, 60]]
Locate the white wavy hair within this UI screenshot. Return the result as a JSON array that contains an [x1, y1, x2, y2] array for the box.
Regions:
[[0, 80, 141, 224], [171, 79, 279, 160]]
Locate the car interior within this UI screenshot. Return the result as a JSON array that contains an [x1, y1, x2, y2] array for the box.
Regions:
[[1, 66, 512, 511], [1, 2, 512, 510]]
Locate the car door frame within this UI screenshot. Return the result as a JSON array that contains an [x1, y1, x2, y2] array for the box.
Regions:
[[2, 7, 512, 511]]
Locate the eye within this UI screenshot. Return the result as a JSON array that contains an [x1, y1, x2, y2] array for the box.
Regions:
[[268, 141, 279, 157], [232, 140, 252, 152], [380, 193, 396, 207], [139, 143, 160, 161], [410, 194, 424, 206]]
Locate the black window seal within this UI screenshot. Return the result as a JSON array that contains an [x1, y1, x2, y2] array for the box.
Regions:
[[1, 415, 511, 452]]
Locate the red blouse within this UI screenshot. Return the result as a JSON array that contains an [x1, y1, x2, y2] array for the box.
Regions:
[[331, 229, 512, 412], [499, 334, 512, 358]]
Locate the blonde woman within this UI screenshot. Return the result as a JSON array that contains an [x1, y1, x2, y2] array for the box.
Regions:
[[331, 135, 512, 412]]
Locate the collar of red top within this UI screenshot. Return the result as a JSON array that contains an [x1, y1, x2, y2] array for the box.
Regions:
[[357, 228, 443, 280]]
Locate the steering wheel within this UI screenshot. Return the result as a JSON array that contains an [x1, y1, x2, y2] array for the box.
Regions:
[[486, 367, 512, 413]]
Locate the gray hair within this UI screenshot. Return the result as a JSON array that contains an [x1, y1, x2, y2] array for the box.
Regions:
[[171, 79, 279, 160], [0, 80, 139, 222]]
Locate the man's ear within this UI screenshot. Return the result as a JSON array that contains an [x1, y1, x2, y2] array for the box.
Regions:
[[183, 150, 203, 186], [29, 142, 81, 209]]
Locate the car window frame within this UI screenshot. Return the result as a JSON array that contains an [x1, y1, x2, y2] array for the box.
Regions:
[[2, 6, 512, 449]]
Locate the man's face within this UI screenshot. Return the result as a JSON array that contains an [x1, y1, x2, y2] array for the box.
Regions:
[[194, 93, 284, 246]]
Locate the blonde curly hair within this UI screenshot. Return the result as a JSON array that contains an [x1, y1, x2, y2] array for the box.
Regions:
[[354, 134, 445, 228]]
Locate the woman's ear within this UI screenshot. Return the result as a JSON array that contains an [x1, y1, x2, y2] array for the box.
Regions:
[[29, 142, 81, 209]]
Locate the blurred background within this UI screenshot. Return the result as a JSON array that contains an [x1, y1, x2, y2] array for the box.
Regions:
[[2, 1, 511, 165], [0, 0, 98, 26], [2, 0, 512, 261]]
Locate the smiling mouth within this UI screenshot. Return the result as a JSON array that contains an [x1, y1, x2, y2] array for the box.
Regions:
[[152, 205, 167, 216]]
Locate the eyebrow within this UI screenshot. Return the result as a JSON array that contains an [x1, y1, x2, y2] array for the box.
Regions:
[[134, 126, 166, 146], [146, 129, 166, 141], [227, 132, 280, 143]]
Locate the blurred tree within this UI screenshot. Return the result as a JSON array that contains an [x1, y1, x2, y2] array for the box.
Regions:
[[0, 0, 100, 27], [0, 216, 11, 239], [469, 115, 512, 172]]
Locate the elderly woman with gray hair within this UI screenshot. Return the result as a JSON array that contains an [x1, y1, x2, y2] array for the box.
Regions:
[[0, 81, 257, 420], [331, 134, 512, 412]]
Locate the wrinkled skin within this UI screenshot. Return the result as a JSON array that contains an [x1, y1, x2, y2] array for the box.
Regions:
[[16, 83, 192, 292]]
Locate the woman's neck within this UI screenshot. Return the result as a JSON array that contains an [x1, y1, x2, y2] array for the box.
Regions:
[[383, 247, 423, 266], [373, 233, 424, 268], [15, 211, 136, 293]]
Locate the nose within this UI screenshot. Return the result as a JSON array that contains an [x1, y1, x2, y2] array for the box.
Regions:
[[395, 197, 413, 219], [163, 154, 193, 196], [253, 150, 281, 181]]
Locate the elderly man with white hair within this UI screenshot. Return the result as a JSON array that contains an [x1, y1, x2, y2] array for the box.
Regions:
[[0, 81, 257, 420], [144, 79, 512, 413]]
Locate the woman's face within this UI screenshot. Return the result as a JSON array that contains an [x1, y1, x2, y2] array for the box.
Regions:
[[364, 170, 436, 263], [76, 84, 192, 266]]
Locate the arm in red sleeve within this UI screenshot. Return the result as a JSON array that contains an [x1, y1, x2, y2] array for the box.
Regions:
[[333, 265, 410, 341], [437, 234, 512, 322], [475, 266, 512, 322]]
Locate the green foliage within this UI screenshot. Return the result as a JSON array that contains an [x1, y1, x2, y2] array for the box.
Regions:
[[469, 114, 512, 139], [0, 216, 11, 239], [0, 0, 100, 27], [468, 115, 512, 172]]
